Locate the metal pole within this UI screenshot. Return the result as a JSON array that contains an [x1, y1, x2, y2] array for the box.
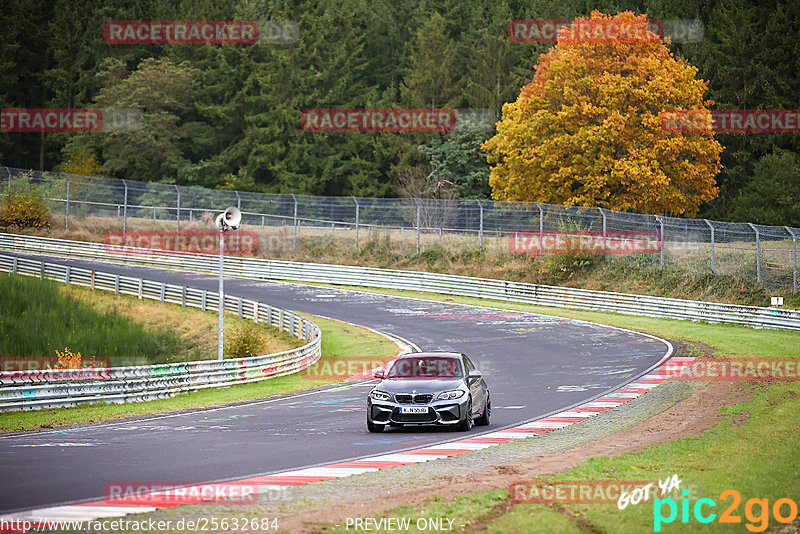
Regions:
[[235, 190, 241, 210], [748, 223, 761, 284], [218, 227, 225, 360], [122, 179, 128, 234], [5, 167, 10, 192], [478, 200, 484, 252], [291, 193, 298, 250], [656, 216, 665, 268], [65, 174, 70, 230], [175, 185, 181, 232], [353, 197, 360, 248], [599, 207, 607, 253], [415, 199, 421, 253], [704, 219, 715, 273], [786, 226, 797, 293], [536, 202, 544, 254]]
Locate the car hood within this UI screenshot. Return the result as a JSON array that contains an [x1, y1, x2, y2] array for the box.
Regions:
[[376, 378, 464, 394]]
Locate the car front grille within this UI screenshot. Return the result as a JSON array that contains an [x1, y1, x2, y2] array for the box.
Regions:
[[394, 393, 434, 404]]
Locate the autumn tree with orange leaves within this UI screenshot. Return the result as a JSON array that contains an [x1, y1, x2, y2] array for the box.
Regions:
[[483, 11, 722, 217]]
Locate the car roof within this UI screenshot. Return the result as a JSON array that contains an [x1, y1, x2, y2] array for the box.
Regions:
[[396, 351, 464, 359]]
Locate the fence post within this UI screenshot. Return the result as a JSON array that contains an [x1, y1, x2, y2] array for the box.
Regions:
[[536, 202, 544, 254], [704, 219, 715, 273], [65, 174, 70, 230], [5, 167, 10, 192], [122, 179, 129, 234], [656, 216, 665, 268], [599, 207, 607, 252], [477, 200, 484, 252], [235, 190, 241, 210], [748, 223, 761, 284], [415, 198, 421, 253], [786, 226, 797, 293], [353, 197, 360, 248], [175, 185, 181, 232], [291, 193, 298, 250]]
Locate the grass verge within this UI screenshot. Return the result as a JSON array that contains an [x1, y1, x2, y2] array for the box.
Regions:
[[0, 314, 399, 434]]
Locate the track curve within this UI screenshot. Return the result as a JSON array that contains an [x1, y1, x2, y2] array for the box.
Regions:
[[0, 254, 671, 513]]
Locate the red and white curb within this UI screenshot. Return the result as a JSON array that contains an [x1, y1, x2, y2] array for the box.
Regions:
[[0, 356, 694, 528]]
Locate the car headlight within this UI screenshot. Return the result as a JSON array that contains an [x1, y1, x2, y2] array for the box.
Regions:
[[437, 390, 465, 400], [370, 390, 391, 401]]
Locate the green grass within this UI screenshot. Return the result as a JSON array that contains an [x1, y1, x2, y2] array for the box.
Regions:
[[0, 272, 185, 362], [0, 313, 400, 433], [291, 283, 800, 533]]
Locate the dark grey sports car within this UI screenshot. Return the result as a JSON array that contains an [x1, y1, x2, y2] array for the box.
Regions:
[[366, 352, 490, 433]]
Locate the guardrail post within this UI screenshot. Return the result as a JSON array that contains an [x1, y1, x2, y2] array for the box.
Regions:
[[279, 309, 284, 331], [40, 263, 45, 279], [122, 179, 129, 234], [175, 185, 181, 232], [12, 257, 17, 273], [237, 297, 243, 317], [291, 314, 297, 336], [291, 193, 298, 250], [90, 270, 95, 289], [65, 174, 70, 230], [138, 278, 143, 299], [266, 305, 272, 325], [181, 286, 186, 307], [353, 197, 360, 248], [477, 200, 484, 252], [748, 223, 761, 284], [201, 290, 207, 311], [786, 226, 797, 292], [64, 266, 71, 285], [704, 219, 715, 273], [253, 301, 259, 322], [415, 198, 421, 253], [114, 274, 120, 294]]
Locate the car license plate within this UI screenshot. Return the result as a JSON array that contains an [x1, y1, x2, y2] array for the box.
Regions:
[[399, 406, 428, 414]]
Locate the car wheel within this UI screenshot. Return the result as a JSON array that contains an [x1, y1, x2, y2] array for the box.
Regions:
[[475, 394, 491, 426], [457, 398, 473, 431], [367, 415, 384, 433]]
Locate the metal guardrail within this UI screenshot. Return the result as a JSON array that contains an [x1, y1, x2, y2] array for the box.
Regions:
[[0, 253, 322, 411], [1, 233, 798, 332]]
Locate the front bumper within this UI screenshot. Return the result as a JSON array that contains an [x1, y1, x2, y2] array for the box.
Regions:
[[367, 397, 469, 426]]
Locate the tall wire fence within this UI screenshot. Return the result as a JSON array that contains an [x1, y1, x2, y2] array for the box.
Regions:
[[2, 166, 797, 292]]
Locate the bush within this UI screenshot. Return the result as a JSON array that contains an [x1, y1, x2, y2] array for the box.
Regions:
[[225, 321, 265, 358], [0, 188, 51, 229]]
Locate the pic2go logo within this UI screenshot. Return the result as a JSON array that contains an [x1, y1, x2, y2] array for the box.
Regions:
[[654, 489, 798, 532]]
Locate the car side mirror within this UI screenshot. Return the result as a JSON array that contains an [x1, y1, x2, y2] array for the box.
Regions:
[[467, 369, 482, 382], [373, 369, 385, 379]]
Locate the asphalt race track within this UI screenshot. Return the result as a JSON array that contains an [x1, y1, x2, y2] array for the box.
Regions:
[[0, 254, 671, 513]]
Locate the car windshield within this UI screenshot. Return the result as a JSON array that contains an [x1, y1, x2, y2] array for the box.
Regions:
[[386, 357, 463, 379]]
